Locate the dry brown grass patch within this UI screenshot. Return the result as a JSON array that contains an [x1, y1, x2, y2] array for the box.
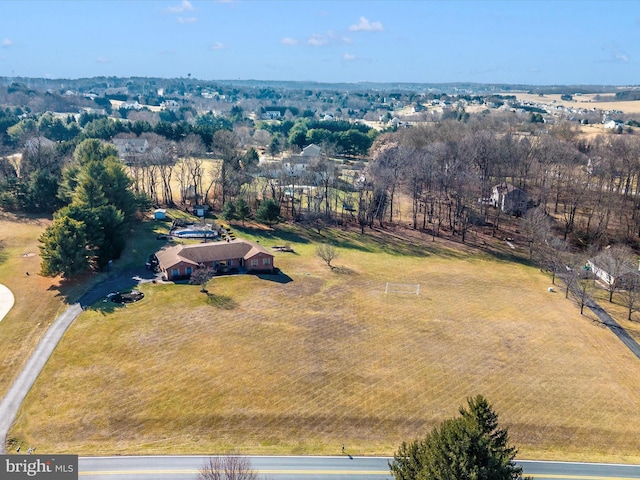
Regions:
[[10, 225, 640, 461]]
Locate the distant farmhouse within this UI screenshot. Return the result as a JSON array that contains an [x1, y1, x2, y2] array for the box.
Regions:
[[156, 239, 274, 281], [491, 183, 529, 216]]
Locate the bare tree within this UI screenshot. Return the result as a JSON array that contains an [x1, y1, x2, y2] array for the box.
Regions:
[[196, 455, 258, 480], [316, 243, 339, 268], [573, 269, 596, 315], [620, 273, 640, 321]]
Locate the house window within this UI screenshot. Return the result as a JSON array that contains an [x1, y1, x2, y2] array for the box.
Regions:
[[186, 267, 192, 275], [251, 259, 259, 267], [172, 268, 179, 277], [263, 257, 271, 265]]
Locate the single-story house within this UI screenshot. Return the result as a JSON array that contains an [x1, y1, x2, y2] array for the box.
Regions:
[[491, 183, 529, 216], [587, 254, 639, 289], [155, 239, 274, 280]]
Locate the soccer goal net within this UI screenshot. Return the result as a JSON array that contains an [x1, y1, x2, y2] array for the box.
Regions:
[[385, 282, 420, 295]]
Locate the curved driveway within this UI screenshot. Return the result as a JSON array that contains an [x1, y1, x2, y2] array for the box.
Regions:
[[0, 269, 152, 454]]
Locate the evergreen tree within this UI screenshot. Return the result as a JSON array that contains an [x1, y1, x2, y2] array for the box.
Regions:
[[390, 395, 528, 480], [39, 216, 89, 277], [255, 198, 280, 226], [221, 200, 237, 221], [235, 197, 251, 225]]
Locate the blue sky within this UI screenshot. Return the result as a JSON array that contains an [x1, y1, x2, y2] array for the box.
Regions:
[[0, 0, 638, 85]]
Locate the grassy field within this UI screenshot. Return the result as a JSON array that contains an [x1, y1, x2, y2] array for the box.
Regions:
[[0, 213, 85, 400], [6, 218, 640, 462], [0, 212, 172, 401]]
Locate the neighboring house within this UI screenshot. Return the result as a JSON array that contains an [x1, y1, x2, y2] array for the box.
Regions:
[[282, 157, 310, 177], [301, 143, 322, 158], [282, 144, 324, 176], [491, 183, 529, 216], [587, 254, 639, 289], [604, 119, 624, 129], [120, 101, 143, 110], [155, 239, 274, 280], [24, 136, 55, 152], [160, 99, 179, 110], [112, 138, 149, 164], [261, 110, 282, 120]]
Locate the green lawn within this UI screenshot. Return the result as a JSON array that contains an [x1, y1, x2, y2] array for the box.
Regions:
[[8, 219, 640, 462]]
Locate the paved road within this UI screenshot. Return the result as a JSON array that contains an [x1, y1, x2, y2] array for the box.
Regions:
[[519, 460, 640, 479], [79, 456, 392, 479], [0, 268, 154, 454], [77, 456, 640, 480]]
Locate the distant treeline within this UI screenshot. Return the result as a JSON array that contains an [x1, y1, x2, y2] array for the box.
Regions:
[[615, 91, 640, 101]]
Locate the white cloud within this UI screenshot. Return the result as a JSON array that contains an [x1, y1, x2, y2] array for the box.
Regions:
[[308, 34, 328, 47], [96, 56, 111, 64], [281, 37, 298, 46], [210, 42, 226, 50], [2, 38, 13, 48], [341, 36, 352, 44], [177, 16, 197, 24], [600, 45, 629, 64], [166, 0, 194, 13], [614, 52, 629, 63], [343, 53, 356, 61], [349, 16, 383, 32]]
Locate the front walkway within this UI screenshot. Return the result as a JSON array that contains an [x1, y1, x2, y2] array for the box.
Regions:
[[0, 284, 15, 323]]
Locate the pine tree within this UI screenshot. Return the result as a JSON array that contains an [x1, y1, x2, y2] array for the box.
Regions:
[[390, 396, 528, 480], [39, 216, 89, 277], [235, 197, 251, 225]]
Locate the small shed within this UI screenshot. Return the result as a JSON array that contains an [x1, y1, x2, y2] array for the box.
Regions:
[[193, 204, 209, 217], [154, 208, 167, 220]]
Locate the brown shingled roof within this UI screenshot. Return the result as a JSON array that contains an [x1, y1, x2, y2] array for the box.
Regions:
[[156, 239, 272, 270]]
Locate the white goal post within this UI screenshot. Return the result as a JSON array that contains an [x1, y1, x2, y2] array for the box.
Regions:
[[385, 282, 420, 295]]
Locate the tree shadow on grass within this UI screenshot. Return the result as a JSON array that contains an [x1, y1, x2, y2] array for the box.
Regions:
[[330, 265, 356, 275], [232, 225, 311, 246], [206, 293, 237, 310], [255, 270, 293, 284], [85, 299, 127, 315]]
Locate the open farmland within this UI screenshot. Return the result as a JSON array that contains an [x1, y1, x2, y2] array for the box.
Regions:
[[8, 221, 640, 462], [515, 93, 640, 115]]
